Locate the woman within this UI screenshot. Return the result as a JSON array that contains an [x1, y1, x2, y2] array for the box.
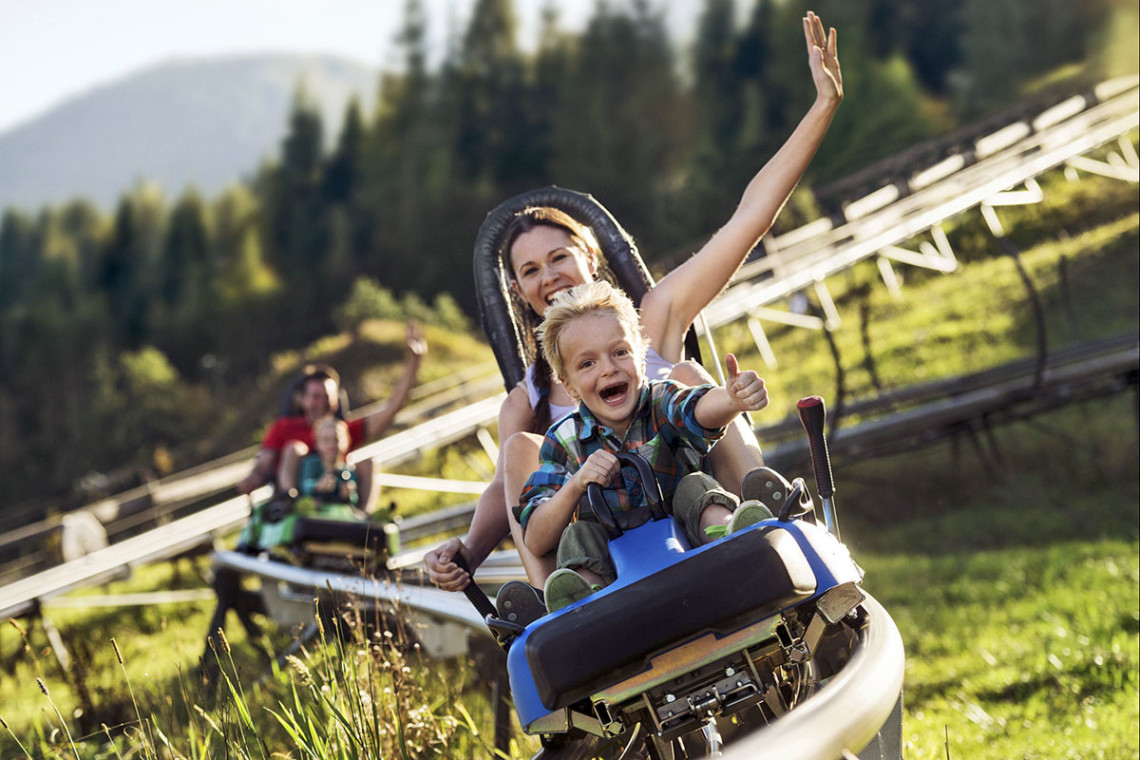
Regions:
[[426, 11, 842, 590]]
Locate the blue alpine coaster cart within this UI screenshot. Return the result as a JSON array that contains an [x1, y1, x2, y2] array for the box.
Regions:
[[465, 187, 904, 758]]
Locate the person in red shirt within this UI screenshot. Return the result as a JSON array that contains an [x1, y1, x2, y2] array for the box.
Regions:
[[237, 321, 426, 511]]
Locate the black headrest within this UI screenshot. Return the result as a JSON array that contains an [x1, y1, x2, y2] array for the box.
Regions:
[[473, 186, 659, 393]]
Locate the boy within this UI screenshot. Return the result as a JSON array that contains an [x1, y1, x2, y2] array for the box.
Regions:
[[518, 281, 775, 613], [297, 415, 359, 506]]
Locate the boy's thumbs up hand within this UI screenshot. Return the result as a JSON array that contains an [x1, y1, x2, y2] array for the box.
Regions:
[[725, 353, 740, 385], [725, 353, 769, 412]]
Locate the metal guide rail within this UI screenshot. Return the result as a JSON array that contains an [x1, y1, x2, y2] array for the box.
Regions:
[[702, 79, 1139, 333], [0, 396, 504, 619]]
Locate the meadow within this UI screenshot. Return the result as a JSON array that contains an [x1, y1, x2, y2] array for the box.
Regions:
[[1, 167, 1137, 759]]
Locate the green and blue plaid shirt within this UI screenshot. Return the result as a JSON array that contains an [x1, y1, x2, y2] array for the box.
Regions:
[[518, 379, 724, 528]]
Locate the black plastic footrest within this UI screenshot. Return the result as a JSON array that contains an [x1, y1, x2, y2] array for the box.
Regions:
[[526, 526, 816, 710]]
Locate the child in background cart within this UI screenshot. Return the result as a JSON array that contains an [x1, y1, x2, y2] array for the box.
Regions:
[[296, 415, 359, 507]]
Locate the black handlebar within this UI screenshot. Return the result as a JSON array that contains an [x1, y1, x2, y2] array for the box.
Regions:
[[585, 452, 667, 539], [452, 553, 498, 622]]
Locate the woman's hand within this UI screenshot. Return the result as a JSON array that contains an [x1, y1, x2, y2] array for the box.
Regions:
[[725, 353, 769, 413], [425, 537, 471, 591], [804, 11, 842, 104]]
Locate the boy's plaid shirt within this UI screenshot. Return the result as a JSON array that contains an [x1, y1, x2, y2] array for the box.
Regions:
[[518, 379, 725, 527]]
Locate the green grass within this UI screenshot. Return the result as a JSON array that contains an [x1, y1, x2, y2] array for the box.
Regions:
[[836, 391, 1139, 759], [870, 539, 1138, 760], [0, 565, 519, 758], [2, 168, 1138, 758]]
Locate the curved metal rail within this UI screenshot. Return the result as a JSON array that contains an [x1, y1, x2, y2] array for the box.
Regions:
[[207, 550, 905, 759], [207, 545, 905, 760]]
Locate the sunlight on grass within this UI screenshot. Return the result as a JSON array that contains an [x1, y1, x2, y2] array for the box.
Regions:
[[865, 541, 1139, 760]]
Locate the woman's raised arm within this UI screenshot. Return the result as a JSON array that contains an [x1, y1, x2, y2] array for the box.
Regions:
[[641, 11, 843, 363]]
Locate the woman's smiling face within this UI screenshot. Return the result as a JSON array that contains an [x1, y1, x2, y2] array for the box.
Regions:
[[508, 225, 597, 316], [557, 311, 646, 436]]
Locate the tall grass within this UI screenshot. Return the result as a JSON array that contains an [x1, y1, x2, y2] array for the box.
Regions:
[[2, 591, 513, 759]]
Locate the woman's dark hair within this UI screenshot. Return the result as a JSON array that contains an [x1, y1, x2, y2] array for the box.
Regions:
[[500, 207, 602, 434]]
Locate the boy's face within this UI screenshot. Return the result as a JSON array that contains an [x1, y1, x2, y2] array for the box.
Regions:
[[314, 423, 344, 459], [558, 311, 646, 435]]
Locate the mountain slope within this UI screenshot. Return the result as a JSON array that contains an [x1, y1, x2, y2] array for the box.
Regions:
[[0, 54, 377, 212]]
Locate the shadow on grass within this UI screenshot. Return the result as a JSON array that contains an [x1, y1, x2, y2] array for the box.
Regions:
[[832, 394, 1138, 556]]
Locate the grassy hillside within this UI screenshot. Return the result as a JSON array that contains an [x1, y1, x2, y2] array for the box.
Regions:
[[1, 170, 1137, 758]]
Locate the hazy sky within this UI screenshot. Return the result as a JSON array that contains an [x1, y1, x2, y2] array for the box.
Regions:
[[0, 0, 706, 135]]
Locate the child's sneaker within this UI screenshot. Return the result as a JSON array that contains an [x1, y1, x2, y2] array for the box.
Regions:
[[544, 568, 596, 614], [495, 581, 546, 626], [729, 500, 774, 534], [741, 467, 793, 515]]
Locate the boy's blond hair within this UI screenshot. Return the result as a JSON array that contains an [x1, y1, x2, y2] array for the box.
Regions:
[[537, 280, 646, 382], [313, 415, 350, 453]]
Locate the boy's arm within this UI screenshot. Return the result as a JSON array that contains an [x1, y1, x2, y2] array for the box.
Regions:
[[695, 353, 770, 430], [522, 449, 619, 557]]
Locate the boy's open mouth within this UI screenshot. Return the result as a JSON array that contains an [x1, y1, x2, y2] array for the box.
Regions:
[[599, 382, 628, 404]]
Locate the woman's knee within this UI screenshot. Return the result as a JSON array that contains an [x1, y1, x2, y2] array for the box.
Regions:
[[501, 432, 543, 481], [668, 359, 713, 387], [707, 417, 765, 495], [502, 431, 543, 456]]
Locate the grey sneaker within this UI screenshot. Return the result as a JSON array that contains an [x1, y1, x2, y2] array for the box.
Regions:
[[495, 580, 545, 626], [741, 467, 794, 515], [544, 568, 596, 613]]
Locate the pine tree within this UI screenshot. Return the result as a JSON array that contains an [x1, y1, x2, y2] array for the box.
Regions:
[[0, 209, 40, 310], [98, 186, 166, 348], [156, 189, 217, 372], [550, 1, 688, 255], [263, 86, 333, 335]]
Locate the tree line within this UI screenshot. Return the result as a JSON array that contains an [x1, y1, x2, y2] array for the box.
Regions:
[[0, 0, 1129, 511]]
